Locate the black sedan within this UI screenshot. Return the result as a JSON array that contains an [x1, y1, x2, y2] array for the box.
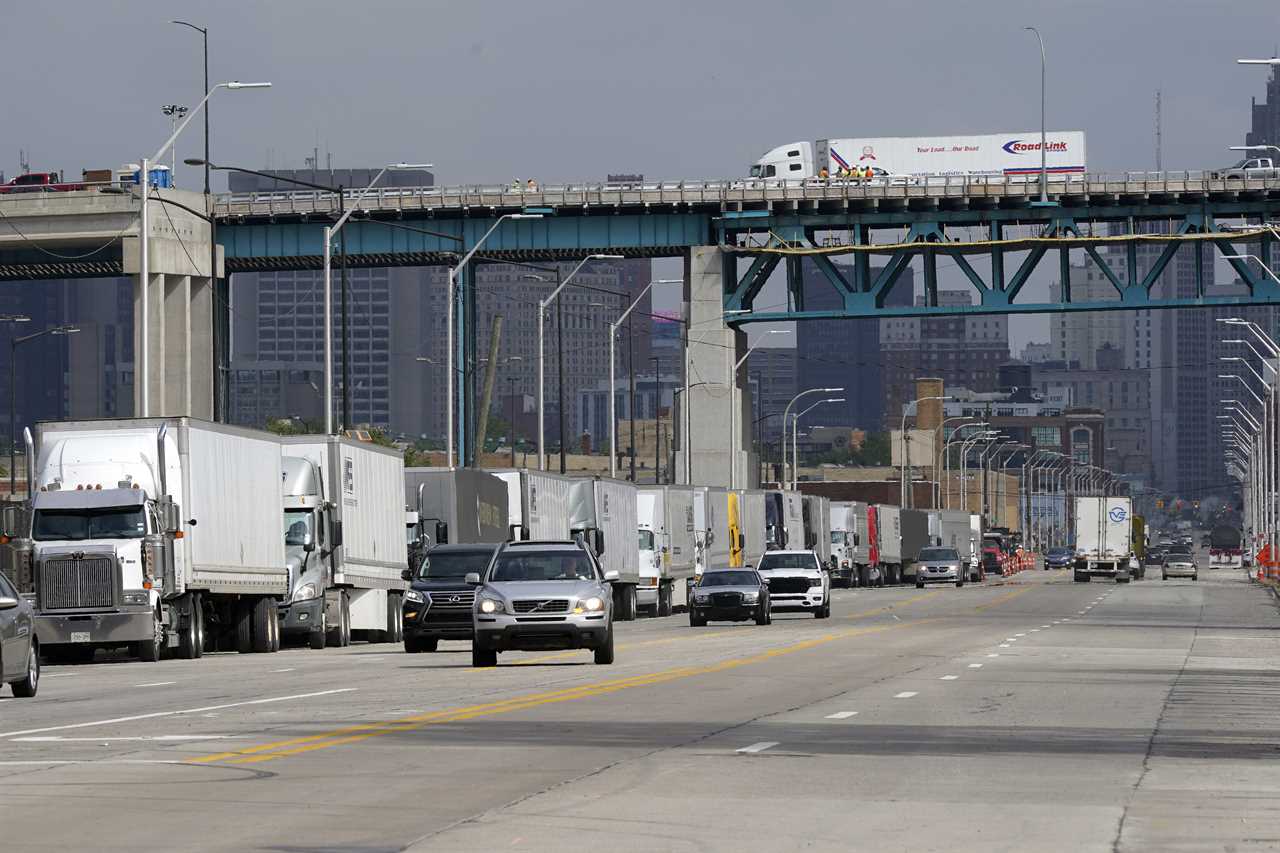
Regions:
[[689, 569, 771, 627], [1044, 547, 1074, 569], [0, 571, 39, 697]]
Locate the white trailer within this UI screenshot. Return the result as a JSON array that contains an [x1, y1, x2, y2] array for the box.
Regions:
[[279, 436, 407, 646], [936, 510, 980, 582], [693, 486, 731, 579], [751, 131, 1087, 181], [737, 489, 768, 569], [803, 495, 831, 565], [782, 491, 805, 553], [569, 478, 640, 620], [873, 504, 905, 584], [637, 485, 697, 617], [1074, 497, 1133, 583], [18, 418, 286, 661], [493, 469, 575, 540]]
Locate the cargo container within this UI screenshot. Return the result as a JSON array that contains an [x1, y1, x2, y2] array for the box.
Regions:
[[782, 491, 805, 553], [16, 418, 286, 661], [693, 486, 731, 577], [280, 436, 407, 646], [404, 468, 509, 550], [569, 478, 640, 619], [899, 509, 932, 583], [1073, 497, 1133, 583], [492, 469, 576, 540], [637, 485, 697, 616], [737, 489, 768, 568], [873, 504, 904, 584], [802, 495, 831, 565]]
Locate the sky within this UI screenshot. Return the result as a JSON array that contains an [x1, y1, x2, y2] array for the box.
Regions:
[[4, 0, 1278, 350]]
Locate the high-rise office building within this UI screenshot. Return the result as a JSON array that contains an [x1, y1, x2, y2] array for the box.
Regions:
[[1246, 65, 1279, 150]]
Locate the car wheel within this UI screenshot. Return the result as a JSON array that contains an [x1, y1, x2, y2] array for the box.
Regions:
[[916, 581, 925, 589], [689, 609, 706, 628], [755, 603, 769, 626], [11, 641, 39, 698], [1162, 572, 1168, 580], [593, 628, 615, 665], [956, 579, 964, 588], [471, 643, 498, 667]]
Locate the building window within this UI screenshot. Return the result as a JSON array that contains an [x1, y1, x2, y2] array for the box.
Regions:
[[1032, 426, 1060, 447]]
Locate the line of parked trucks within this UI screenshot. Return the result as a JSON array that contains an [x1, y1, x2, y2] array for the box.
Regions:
[[0, 417, 1010, 664]]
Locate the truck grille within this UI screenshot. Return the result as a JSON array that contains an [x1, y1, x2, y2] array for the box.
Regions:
[[766, 577, 811, 595], [512, 599, 569, 614], [38, 556, 118, 610]]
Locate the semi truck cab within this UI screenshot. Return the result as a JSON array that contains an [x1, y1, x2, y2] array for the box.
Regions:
[[280, 456, 329, 648], [749, 142, 814, 179]]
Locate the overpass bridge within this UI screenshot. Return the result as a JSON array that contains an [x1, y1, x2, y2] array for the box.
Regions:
[[1, 172, 1277, 474]]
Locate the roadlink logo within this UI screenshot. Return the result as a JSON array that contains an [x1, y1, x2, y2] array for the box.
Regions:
[[1003, 139, 1069, 154]]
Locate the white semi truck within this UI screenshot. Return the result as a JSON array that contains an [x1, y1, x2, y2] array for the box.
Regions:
[[1074, 497, 1133, 583], [494, 469, 575, 540], [637, 485, 696, 617], [750, 131, 1087, 181], [278, 436, 407, 648], [692, 486, 731, 580], [736, 488, 767, 569], [569, 477, 640, 620], [14, 418, 286, 661]]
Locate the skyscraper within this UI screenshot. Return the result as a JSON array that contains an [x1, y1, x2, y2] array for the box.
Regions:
[[1246, 65, 1279, 150]]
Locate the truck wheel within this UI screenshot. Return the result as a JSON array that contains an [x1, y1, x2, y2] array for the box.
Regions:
[[956, 579, 965, 588], [236, 599, 254, 653], [309, 610, 327, 650], [593, 628, 615, 665], [176, 593, 204, 660], [134, 611, 163, 662], [387, 593, 404, 643], [657, 584, 673, 618], [471, 644, 497, 668], [338, 592, 352, 647], [252, 597, 276, 653], [619, 586, 637, 622]]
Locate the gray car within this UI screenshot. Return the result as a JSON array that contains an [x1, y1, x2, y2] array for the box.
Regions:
[[1162, 546, 1198, 581], [468, 540, 617, 667], [689, 568, 771, 626], [915, 547, 965, 588], [0, 570, 39, 697]]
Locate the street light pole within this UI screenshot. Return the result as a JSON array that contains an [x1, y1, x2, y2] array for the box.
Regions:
[[651, 357, 662, 483], [608, 278, 680, 478], [900, 394, 952, 508], [728, 330, 790, 489], [10, 325, 78, 496], [780, 387, 843, 489], [792, 398, 844, 491], [940, 419, 986, 509], [1024, 26, 1048, 204]]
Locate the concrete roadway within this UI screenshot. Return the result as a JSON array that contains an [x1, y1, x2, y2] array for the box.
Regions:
[[3, 568, 1280, 852]]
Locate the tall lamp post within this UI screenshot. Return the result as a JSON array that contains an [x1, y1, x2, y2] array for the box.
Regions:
[[137, 80, 270, 418], [536, 255, 623, 471], [607, 278, 681, 478], [727, 330, 791, 488], [171, 20, 209, 195], [900, 395, 952, 509], [10, 324, 79, 496], [791, 398, 844, 490], [781, 387, 842, 489], [1024, 26, 1049, 204], [941, 421, 989, 509]]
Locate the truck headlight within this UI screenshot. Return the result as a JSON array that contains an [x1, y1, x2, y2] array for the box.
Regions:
[[577, 596, 605, 613], [404, 589, 426, 605], [122, 590, 149, 606], [292, 583, 318, 603], [478, 597, 505, 614]]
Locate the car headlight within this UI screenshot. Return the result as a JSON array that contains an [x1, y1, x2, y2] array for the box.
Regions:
[[291, 582, 318, 603], [404, 589, 425, 605], [122, 590, 149, 606], [478, 597, 505, 614], [576, 596, 605, 614], [692, 592, 710, 603], [808, 577, 824, 588], [741, 591, 759, 603]]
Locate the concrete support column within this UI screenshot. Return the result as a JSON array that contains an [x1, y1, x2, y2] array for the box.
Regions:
[[676, 246, 754, 487], [190, 276, 214, 421]]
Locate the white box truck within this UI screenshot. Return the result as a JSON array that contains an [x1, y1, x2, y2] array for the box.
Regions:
[[15, 418, 286, 662], [1074, 497, 1133, 583], [872, 504, 905, 585], [829, 502, 858, 587], [637, 485, 696, 617], [736, 489, 768, 569], [404, 468, 509, 555], [750, 131, 1087, 181], [803, 495, 831, 565], [279, 436, 407, 647], [570, 477, 640, 620], [693, 486, 731, 579], [783, 491, 805, 553], [493, 469, 575, 540]]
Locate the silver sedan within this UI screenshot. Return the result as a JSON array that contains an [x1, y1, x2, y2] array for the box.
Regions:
[[1162, 548, 1198, 581], [0, 570, 39, 697]]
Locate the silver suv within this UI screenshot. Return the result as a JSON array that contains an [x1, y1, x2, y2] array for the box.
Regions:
[[468, 540, 617, 667]]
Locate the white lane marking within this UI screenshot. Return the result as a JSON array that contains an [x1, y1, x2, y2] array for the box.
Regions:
[[12, 735, 242, 743], [968, 663, 983, 669], [43, 673, 77, 679], [1015, 633, 1026, 637], [271, 668, 295, 673], [0, 760, 185, 766], [999, 643, 1011, 648], [135, 681, 177, 688], [737, 741, 779, 754], [1005, 638, 1018, 642], [894, 691, 918, 699], [986, 653, 1000, 658], [1040, 625, 1050, 628], [826, 711, 858, 719], [940, 675, 959, 681], [0, 688, 357, 739], [1030, 629, 1040, 633]]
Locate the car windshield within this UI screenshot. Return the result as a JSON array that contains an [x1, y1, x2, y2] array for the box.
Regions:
[[638, 530, 655, 551], [699, 571, 759, 587], [1049, 548, 1072, 557], [919, 548, 959, 561], [758, 553, 818, 571], [490, 551, 597, 582], [32, 506, 146, 541], [418, 550, 493, 580], [284, 511, 313, 547]]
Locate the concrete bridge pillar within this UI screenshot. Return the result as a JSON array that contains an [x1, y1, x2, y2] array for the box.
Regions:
[[676, 246, 756, 488], [123, 190, 221, 420]]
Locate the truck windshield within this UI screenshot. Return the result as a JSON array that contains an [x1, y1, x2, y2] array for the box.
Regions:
[[284, 511, 313, 547], [418, 550, 493, 580], [638, 530, 655, 551], [919, 548, 960, 562], [749, 164, 763, 178], [829, 532, 845, 544], [33, 506, 146, 541], [757, 553, 818, 571], [489, 551, 596, 582]]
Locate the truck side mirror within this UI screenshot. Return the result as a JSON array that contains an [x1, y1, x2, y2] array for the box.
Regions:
[[329, 520, 343, 548], [435, 521, 449, 545], [738, 532, 745, 551], [603, 569, 620, 582], [593, 529, 605, 557], [302, 531, 315, 552], [400, 568, 413, 581]]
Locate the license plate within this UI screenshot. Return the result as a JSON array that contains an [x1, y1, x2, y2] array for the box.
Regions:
[[70, 631, 90, 643]]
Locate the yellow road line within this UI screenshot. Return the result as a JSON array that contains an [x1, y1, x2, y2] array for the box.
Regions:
[[513, 628, 741, 666], [974, 585, 1034, 611]]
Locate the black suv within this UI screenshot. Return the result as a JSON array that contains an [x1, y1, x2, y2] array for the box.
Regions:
[[401, 544, 499, 652]]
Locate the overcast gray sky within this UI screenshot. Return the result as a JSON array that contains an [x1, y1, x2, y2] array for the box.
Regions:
[[5, 0, 1277, 347]]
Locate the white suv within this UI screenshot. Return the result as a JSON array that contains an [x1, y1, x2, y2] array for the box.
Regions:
[[756, 550, 830, 618]]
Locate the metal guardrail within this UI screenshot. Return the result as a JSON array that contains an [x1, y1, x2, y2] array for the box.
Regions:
[[206, 171, 1280, 218]]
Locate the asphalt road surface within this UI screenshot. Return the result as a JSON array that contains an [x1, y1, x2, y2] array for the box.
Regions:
[[4, 567, 1279, 852]]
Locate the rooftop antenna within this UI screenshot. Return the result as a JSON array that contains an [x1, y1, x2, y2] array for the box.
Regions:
[[18, 148, 29, 174]]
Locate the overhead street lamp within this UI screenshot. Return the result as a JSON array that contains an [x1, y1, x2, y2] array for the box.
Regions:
[[607, 279, 682, 479], [781, 388, 843, 489], [1024, 26, 1049, 205], [171, 20, 210, 195], [941, 421, 989, 509], [10, 324, 79, 496], [792, 398, 845, 491], [137, 80, 270, 418], [727, 330, 791, 488], [959, 431, 1001, 512], [935, 417, 980, 508], [900, 395, 952, 509]]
